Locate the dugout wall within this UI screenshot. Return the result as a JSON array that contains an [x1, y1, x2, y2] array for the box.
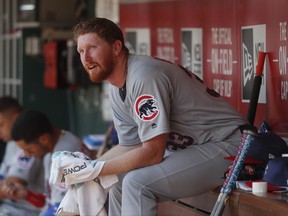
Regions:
[[120, 0, 288, 137]]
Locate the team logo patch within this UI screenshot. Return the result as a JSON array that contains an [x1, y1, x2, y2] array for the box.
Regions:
[[16, 150, 34, 169], [134, 94, 159, 121]]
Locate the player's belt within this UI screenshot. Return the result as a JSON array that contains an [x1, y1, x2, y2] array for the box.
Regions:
[[239, 124, 257, 134]]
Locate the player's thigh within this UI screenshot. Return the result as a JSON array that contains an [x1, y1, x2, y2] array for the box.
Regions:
[[123, 141, 237, 199]]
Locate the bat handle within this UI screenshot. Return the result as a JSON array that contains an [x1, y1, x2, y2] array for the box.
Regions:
[[256, 51, 266, 76], [246, 51, 266, 125], [210, 193, 228, 216]]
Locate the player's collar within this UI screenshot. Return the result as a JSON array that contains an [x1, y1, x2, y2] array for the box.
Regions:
[[119, 81, 126, 102]]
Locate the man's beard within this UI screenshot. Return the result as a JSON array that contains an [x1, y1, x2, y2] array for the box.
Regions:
[[87, 62, 114, 83]]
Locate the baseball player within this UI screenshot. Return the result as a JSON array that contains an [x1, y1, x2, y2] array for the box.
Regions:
[[73, 17, 248, 216], [0, 96, 45, 215], [10, 110, 83, 215]]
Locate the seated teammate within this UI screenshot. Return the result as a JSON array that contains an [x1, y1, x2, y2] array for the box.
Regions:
[[0, 96, 45, 215], [10, 110, 83, 215]]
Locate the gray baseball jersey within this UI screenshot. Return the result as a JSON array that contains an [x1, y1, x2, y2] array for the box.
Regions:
[[0, 140, 45, 215], [108, 54, 249, 215], [110, 54, 248, 150], [43, 130, 82, 208]]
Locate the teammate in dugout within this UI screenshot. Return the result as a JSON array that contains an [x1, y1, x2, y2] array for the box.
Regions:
[[73, 17, 249, 216], [0, 96, 45, 215], [10, 110, 83, 216]]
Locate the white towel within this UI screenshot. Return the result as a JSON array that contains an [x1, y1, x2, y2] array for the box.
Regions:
[[50, 151, 118, 216]]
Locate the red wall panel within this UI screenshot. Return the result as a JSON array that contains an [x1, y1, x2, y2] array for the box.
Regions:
[[120, 0, 288, 137]]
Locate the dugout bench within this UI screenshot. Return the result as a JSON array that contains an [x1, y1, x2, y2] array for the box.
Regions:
[[157, 187, 288, 216]]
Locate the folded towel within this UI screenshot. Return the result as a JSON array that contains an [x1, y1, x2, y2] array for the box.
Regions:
[[50, 151, 118, 216]]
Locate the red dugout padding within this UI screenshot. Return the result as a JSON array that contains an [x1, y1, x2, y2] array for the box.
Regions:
[[120, 0, 288, 137]]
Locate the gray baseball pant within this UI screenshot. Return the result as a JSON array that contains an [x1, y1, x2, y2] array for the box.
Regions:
[[108, 130, 241, 216]]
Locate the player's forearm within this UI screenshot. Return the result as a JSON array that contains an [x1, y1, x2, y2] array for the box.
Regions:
[[99, 134, 168, 176], [0, 179, 26, 199], [0, 189, 6, 199], [97, 143, 141, 161], [5, 176, 27, 186], [100, 143, 164, 176]]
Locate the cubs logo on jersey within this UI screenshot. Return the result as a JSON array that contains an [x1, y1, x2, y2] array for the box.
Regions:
[[134, 94, 159, 121], [16, 150, 34, 169]]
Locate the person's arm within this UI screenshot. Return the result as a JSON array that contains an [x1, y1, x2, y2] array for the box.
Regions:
[[0, 180, 9, 199], [5, 176, 27, 185], [0, 180, 46, 208], [99, 133, 168, 176], [98, 143, 142, 161], [0, 177, 26, 199], [0, 179, 27, 199]]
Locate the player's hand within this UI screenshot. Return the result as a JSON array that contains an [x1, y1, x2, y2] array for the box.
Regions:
[[0, 180, 28, 200], [0, 180, 8, 199]]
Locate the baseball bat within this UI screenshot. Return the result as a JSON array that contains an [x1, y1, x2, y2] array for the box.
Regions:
[[211, 52, 265, 215], [246, 51, 266, 126], [210, 130, 257, 216]]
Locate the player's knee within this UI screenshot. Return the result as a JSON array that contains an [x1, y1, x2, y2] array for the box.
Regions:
[[122, 170, 143, 192]]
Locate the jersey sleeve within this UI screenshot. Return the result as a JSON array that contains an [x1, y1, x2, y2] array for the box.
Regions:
[[109, 57, 173, 145], [7, 149, 39, 181], [110, 90, 142, 146], [130, 64, 171, 143]]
